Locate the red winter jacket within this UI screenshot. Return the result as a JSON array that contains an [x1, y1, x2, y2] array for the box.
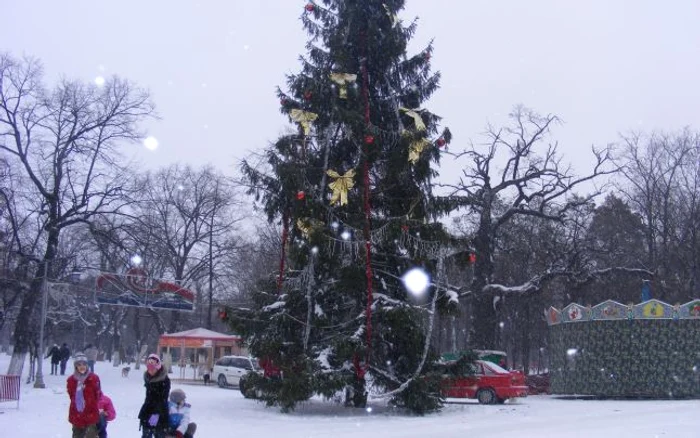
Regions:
[[67, 372, 101, 427]]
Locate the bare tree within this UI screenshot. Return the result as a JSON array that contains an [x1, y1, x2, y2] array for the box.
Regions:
[[0, 53, 155, 374], [127, 164, 245, 333], [438, 106, 616, 349], [615, 129, 700, 301]]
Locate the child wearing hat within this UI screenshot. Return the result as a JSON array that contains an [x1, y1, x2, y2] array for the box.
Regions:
[[138, 353, 171, 438], [167, 388, 197, 438], [67, 353, 102, 438]]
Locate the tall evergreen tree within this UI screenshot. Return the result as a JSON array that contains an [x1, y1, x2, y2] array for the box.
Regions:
[[233, 0, 453, 413]]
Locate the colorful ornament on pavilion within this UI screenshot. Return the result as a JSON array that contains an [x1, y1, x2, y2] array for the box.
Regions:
[[364, 134, 375, 145], [326, 168, 356, 206], [399, 107, 426, 132], [436, 137, 446, 147], [289, 108, 318, 136], [408, 138, 431, 163], [329, 72, 358, 99], [296, 191, 305, 200], [305, 3, 314, 12]]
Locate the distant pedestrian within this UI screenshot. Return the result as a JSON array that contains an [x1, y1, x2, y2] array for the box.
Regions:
[[60, 343, 71, 375], [84, 344, 99, 373], [96, 384, 116, 438], [47, 344, 61, 375], [67, 353, 101, 438], [138, 354, 170, 438]]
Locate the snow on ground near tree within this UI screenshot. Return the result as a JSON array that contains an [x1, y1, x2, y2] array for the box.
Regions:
[[0, 354, 696, 437]]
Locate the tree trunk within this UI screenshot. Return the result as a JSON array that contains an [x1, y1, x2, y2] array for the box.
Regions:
[[469, 294, 497, 350], [8, 231, 58, 374], [468, 214, 497, 350]]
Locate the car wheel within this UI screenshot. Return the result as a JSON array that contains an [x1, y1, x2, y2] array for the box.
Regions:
[[217, 374, 228, 388], [476, 388, 496, 405]]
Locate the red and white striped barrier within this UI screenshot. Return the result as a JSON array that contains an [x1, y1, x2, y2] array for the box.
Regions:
[[0, 375, 21, 409]]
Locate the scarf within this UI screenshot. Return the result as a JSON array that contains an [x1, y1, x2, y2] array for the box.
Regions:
[[73, 369, 90, 412]]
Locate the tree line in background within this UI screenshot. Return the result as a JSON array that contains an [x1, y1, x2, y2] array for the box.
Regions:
[[0, 1, 698, 413]]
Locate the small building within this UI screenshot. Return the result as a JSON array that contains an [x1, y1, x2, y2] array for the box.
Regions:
[[157, 328, 246, 380]]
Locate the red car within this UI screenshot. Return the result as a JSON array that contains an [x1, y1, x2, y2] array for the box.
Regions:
[[441, 360, 528, 404]]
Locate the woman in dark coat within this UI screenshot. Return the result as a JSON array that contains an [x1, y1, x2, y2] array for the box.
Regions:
[[138, 354, 170, 438], [47, 344, 61, 375]]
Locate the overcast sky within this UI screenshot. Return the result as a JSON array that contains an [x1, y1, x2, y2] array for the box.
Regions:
[[4, 0, 700, 184]]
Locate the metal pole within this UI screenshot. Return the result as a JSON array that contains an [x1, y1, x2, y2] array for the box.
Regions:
[[34, 261, 48, 388]]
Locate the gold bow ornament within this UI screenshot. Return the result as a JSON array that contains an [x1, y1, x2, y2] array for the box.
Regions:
[[289, 109, 318, 136], [326, 169, 356, 206], [399, 107, 426, 132], [329, 73, 358, 99], [408, 138, 431, 163]]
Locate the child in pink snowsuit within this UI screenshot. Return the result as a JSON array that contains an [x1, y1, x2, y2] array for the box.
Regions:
[[96, 389, 116, 438]]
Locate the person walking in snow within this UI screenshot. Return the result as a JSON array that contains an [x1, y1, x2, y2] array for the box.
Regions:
[[47, 343, 61, 375], [84, 344, 99, 373], [67, 353, 101, 438], [138, 354, 171, 438], [166, 388, 197, 438], [60, 343, 71, 376]]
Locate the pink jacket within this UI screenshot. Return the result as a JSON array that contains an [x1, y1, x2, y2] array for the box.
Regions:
[[97, 393, 116, 422]]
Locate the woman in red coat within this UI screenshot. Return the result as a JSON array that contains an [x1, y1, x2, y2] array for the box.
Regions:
[[67, 353, 102, 438]]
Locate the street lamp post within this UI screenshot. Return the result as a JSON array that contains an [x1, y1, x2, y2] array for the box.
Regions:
[[34, 261, 49, 389]]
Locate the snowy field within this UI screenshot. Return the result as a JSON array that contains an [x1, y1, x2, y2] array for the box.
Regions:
[[0, 354, 696, 437]]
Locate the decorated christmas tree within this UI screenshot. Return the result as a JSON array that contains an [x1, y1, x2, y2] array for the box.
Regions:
[[233, 0, 454, 414]]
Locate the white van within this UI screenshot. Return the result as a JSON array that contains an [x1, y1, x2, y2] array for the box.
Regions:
[[212, 355, 261, 387]]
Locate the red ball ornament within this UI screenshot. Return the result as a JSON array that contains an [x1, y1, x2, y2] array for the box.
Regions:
[[303, 90, 312, 101], [424, 52, 431, 61], [305, 3, 314, 12], [296, 191, 305, 200], [401, 225, 409, 232], [436, 137, 446, 147], [280, 97, 287, 106], [468, 253, 477, 264], [364, 135, 375, 145]]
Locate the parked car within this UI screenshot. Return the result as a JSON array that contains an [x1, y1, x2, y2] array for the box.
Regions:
[[441, 359, 528, 404], [213, 355, 262, 388]]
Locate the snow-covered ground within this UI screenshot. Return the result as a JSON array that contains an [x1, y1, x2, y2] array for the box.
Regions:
[[0, 354, 696, 437]]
